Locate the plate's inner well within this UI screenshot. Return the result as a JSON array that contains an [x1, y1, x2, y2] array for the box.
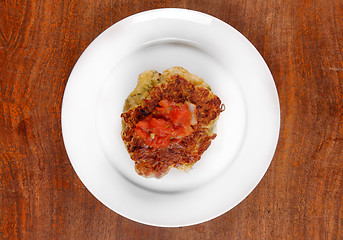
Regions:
[[96, 40, 247, 192]]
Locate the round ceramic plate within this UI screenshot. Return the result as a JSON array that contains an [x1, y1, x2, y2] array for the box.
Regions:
[[61, 8, 280, 227]]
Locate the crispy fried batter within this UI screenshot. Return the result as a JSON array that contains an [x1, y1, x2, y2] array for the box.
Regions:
[[121, 67, 222, 178]]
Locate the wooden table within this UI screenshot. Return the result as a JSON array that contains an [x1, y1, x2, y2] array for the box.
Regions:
[[1, 0, 342, 239]]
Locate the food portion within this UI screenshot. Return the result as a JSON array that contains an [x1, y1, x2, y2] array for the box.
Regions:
[[121, 67, 223, 178]]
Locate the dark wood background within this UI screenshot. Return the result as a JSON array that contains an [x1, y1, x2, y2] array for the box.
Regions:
[[1, 0, 342, 239]]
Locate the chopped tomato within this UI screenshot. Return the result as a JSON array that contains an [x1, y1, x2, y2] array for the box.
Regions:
[[158, 99, 170, 108], [135, 99, 196, 148], [169, 104, 192, 125]]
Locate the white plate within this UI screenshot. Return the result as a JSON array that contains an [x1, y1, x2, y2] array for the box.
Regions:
[[61, 8, 280, 227]]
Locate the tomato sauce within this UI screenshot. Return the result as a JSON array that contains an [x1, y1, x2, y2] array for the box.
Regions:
[[135, 99, 194, 148]]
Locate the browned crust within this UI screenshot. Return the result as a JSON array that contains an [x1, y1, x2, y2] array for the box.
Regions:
[[121, 75, 222, 178]]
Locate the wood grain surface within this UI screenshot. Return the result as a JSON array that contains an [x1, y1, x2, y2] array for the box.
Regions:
[[1, 0, 342, 239]]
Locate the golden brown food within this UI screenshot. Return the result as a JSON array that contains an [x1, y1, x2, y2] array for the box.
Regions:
[[121, 67, 222, 178]]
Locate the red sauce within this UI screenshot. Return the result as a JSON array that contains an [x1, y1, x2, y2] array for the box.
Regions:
[[135, 99, 194, 148]]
